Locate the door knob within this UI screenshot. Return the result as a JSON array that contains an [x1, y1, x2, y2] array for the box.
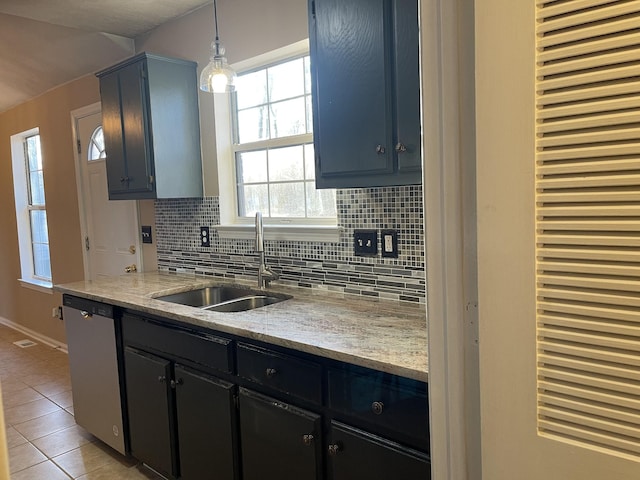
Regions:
[[129, 245, 136, 254]]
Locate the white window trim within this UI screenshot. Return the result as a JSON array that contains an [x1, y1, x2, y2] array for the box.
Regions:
[[213, 39, 341, 243], [11, 127, 53, 290]]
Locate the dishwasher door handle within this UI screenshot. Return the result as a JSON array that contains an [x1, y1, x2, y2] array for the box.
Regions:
[[80, 311, 93, 319]]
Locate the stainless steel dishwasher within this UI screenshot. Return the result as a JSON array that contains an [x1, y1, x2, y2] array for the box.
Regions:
[[62, 295, 126, 454]]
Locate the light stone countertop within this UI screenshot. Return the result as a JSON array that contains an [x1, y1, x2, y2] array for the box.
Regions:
[[55, 272, 428, 382]]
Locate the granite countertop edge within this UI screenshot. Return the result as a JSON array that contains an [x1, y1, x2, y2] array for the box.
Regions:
[[55, 272, 428, 382]]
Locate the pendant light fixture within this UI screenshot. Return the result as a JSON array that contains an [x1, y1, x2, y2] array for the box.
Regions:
[[199, 0, 236, 93]]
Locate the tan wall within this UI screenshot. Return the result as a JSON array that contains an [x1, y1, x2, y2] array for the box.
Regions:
[[0, 75, 100, 343], [135, 0, 309, 196]]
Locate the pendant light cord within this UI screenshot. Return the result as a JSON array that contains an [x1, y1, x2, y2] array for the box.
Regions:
[[213, 0, 220, 41]]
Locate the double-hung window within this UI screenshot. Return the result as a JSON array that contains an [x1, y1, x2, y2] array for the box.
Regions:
[[215, 41, 339, 242], [11, 128, 52, 290]]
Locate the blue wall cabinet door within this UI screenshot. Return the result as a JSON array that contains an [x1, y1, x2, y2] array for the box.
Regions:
[[309, 0, 421, 188], [97, 53, 203, 200]]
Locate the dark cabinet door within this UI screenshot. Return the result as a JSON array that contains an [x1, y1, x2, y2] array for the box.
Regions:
[[328, 421, 430, 480], [117, 60, 153, 195], [310, 0, 394, 186], [124, 348, 174, 478], [174, 365, 237, 480], [99, 59, 153, 199], [100, 70, 128, 197], [393, 0, 421, 174], [239, 388, 322, 480]]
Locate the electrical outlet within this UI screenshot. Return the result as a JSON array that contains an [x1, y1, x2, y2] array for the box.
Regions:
[[354, 229, 378, 256], [381, 229, 399, 258], [51, 306, 63, 320], [200, 226, 210, 247]]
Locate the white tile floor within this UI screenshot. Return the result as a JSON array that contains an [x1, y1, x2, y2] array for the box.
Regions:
[[0, 325, 163, 479]]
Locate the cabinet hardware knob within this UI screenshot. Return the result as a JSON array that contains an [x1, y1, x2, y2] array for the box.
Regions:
[[302, 434, 314, 446], [265, 368, 277, 377], [120, 176, 130, 183], [80, 310, 92, 320], [395, 142, 407, 153], [328, 444, 340, 456], [371, 401, 384, 415], [158, 376, 166, 383], [375, 144, 386, 154], [125, 264, 137, 273], [170, 378, 184, 389]]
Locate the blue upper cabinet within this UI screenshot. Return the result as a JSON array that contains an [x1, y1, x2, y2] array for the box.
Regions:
[[97, 53, 203, 200], [309, 0, 421, 189]]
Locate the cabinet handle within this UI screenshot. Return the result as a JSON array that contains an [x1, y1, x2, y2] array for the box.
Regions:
[[375, 144, 386, 154], [302, 434, 314, 446], [328, 444, 340, 456], [158, 376, 166, 383], [371, 401, 384, 415], [265, 368, 277, 377], [395, 142, 407, 153], [120, 176, 130, 183], [170, 378, 184, 389]]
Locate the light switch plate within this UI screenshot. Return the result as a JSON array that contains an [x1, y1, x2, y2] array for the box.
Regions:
[[354, 229, 378, 256], [141, 226, 152, 244]]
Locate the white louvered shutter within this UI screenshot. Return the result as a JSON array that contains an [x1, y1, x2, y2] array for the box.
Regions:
[[536, 0, 640, 460]]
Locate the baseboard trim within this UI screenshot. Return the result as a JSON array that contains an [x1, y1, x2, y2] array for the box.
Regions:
[[0, 316, 68, 354]]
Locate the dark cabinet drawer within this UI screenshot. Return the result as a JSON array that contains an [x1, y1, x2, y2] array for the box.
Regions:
[[328, 366, 429, 450], [237, 343, 322, 404], [122, 314, 233, 374]]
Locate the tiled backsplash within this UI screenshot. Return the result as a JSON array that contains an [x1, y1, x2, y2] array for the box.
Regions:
[[155, 185, 425, 303]]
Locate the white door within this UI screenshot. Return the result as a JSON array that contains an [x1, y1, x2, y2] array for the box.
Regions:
[[475, 1, 639, 478], [73, 106, 141, 280]]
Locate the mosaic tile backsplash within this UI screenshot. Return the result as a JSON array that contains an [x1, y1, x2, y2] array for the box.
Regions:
[[155, 185, 425, 303]]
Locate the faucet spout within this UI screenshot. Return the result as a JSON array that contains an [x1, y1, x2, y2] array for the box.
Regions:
[[255, 212, 278, 288], [255, 211, 264, 253]]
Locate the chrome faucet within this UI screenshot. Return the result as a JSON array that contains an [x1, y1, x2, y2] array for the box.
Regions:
[[255, 212, 279, 288]]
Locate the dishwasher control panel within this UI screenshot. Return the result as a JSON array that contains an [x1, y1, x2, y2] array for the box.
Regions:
[[63, 295, 114, 318]]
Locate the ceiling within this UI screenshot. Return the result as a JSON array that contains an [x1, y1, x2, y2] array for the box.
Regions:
[[0, 0, 211, 113]]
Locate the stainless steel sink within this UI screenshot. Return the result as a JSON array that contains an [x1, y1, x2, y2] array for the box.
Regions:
[[155, 285, 290, 312], [202, 295, 285, 312]]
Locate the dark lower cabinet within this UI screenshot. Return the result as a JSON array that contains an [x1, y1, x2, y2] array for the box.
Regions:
[[121, 314, 429, 480], [328, 421, 430, 480], [123, 347, 237, 479], [239, 388, 322, 480], [175, 365, 237, 480], [124, 348, 174, 478]]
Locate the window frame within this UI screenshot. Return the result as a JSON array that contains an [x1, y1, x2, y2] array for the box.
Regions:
[[213, 40, 340, 243], [11, 128, 53, 291]]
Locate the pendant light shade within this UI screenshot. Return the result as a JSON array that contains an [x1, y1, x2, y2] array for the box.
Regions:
[[199, 0, 236, 93]]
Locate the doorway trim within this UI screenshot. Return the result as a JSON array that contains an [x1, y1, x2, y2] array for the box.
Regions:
[[420, 0, 480, 478]]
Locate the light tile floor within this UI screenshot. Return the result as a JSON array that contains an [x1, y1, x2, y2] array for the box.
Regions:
[[0, 324, 164, 479]]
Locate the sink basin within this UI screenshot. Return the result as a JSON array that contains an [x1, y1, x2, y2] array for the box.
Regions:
[[156, 286, 254, 307], [155, 285, 290, 312], [203, 295, 285, 312]]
